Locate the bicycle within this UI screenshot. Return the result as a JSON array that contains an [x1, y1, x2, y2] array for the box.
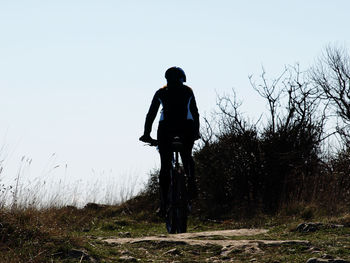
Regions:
[[141, 136, 188, 234]]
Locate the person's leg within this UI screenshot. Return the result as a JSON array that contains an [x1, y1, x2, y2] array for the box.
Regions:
[[158, 138, 172, 215], [180, 139, 197, 199]]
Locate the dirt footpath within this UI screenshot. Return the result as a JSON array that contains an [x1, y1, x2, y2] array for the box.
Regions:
[[103, 229, 310, 255]]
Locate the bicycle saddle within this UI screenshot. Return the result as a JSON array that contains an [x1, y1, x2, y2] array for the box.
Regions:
[[171, 136, 184, 152]]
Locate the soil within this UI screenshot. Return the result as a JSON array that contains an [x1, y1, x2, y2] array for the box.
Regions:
[[102, 229, 310, 255]]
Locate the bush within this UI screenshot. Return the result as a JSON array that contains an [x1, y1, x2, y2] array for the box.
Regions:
[[194, 128, 261, 218], [142, 169, 160, 200], [193, 66, 324, 218]]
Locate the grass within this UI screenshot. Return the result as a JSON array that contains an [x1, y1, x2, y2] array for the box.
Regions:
[[0, 175, 139, 209], [1, 197, 350, 263], [0, 161, 140, 262], [1, 165, 350, 262], [1, 157, 350, 262], [0, 206, 85, 262], [0, 153, 140, 209]]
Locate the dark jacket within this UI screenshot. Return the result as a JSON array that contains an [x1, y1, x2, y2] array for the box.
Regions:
[[144, 84, 200, 140]]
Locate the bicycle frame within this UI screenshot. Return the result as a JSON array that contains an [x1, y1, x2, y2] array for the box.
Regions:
[[172, 137, 183, 171], [141, 135, 188, 233], [167, 137, 188, 233]]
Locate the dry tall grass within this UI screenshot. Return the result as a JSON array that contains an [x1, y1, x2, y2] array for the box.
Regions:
[[0, 156, 140, 209], [0, 155, 141, 262]]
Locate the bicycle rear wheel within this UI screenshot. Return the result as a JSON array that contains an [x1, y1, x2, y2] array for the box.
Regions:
[[175, 205, 187, 233], [166, 205, 187, 234], [166, 206, 177, 234], [165, 168, 188, 234]]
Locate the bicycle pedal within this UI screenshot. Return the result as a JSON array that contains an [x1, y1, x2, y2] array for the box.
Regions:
[[187, 203, 192, 213]]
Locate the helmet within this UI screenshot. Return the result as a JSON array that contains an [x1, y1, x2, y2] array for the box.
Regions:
[[165, 67, 186, 83]]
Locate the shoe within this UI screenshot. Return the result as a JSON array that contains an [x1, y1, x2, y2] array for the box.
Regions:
[[188, 179, 198, 200], [187, 202, 192, 213], [156, 206, 166, 218]]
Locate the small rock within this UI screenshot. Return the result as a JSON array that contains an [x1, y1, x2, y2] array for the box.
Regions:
[[221, 247, 230, 257], [321, 254, 334, 259], [221, 255, 230, 260], [164, 248, 181, 255], [296, 222, 344, 233], [119, 256, 138, 262], [306, 258, 350, 263], [206, 257, 219, 262], [296, 223, 322, 232]]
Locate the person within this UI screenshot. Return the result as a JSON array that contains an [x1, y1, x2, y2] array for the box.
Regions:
[[139, 66, 200, 216]]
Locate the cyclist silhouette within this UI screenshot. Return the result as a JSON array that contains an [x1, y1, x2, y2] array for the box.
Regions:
[[140, 67, 200, 216]]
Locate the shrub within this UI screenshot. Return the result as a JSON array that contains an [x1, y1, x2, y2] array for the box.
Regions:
[[194, 66, 324, 217]]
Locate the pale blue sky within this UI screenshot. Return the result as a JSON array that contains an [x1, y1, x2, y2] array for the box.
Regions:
[[1, 1, 349, 193]]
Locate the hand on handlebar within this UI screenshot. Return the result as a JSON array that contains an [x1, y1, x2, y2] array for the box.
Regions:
[[139, 134, 151, 142], [139, 134, 158, 146]]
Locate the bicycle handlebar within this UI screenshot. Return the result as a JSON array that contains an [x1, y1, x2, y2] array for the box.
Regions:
[[139, 136, 158, 146], [139, 135, 184, 150]]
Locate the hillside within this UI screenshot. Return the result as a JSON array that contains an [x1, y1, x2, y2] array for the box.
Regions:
[[1, 200, 350, 262]]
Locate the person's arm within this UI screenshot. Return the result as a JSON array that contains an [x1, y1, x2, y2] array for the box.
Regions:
[[190, 93, 200, 139], [143, 92, 160, 138]]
